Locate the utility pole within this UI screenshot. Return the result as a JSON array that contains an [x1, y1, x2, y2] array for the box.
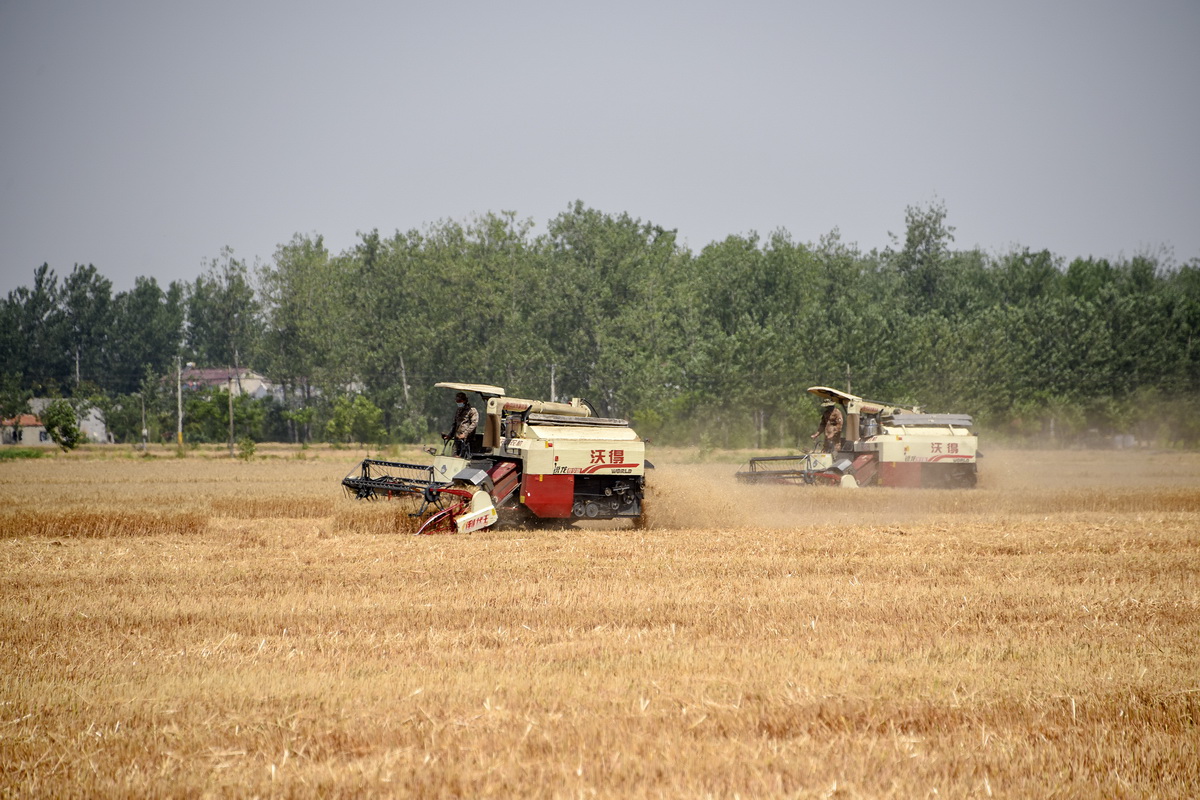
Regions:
[[177, 357, 195, 448], [177, 356, 183, 447], [228, 373, 235, 457]]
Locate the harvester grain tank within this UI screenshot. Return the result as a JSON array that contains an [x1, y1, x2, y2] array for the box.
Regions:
[[342, 382, 649, 533], [736, 386, 979, 488]]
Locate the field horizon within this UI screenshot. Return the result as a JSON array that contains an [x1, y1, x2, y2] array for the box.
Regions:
[[2, 446, 1197, 797]]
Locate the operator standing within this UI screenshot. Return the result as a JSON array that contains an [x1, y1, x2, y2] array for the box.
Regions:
[[811, 402, 844, 453], [444, 392, 478, 458]]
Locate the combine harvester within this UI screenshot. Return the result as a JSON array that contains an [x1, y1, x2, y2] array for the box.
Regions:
[[343, 382, 649, 533], [736, 386, 979, 488]]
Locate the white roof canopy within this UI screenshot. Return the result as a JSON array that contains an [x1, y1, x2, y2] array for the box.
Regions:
[[806, 386, 860, 403], [434, 381, 507, 398]]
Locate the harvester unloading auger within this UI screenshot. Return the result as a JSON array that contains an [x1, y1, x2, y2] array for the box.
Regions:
[[736, 386, 979, 488], [342, 382, 649, 533]]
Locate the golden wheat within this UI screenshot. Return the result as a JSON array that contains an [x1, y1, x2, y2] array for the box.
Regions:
[[0, 447, 1197, 798], [0, 509, 208, 538]]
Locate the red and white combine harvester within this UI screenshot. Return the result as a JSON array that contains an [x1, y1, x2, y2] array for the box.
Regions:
[[736, 386, 979, 488], [343, 382, 649, 533]]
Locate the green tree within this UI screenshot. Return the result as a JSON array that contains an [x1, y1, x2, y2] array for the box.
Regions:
[[993, 248, 1062, 306], [90, 390, 145, 444], [1064, 257, 1114, 302], [9, 264, 68, 390], [260, 234, 358, 440], [182, 388, 267, 444], [186, 248, 263, 371], [107, 277, 185, 395], [0, 372, 32, 442], [61, 264, 113, 388], [887, 200, 956, 314], [41, 399, 83, 451], [543, 201, 686, 418], [1165, 261, 1200, 393], [325, 395, 385, 447], [685, 233, 779, 444], [347, 224, 464, 435]]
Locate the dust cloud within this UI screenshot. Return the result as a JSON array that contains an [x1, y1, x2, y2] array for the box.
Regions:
[[643, 463, 932, 531], [640, 449, 1200, 530]]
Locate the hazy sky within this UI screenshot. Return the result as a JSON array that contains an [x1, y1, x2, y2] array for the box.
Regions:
[[2, 0, 1198, 297]]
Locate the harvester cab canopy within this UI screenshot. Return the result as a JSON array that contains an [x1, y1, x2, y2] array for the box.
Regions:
[[434, 380, 603, 450], [806, 386, 920, 417], [434, 381, 506, 398], [807, 386, 858, 405]]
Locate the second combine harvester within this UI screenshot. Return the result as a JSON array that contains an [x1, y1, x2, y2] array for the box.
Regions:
[[737, 386, 979, 488]]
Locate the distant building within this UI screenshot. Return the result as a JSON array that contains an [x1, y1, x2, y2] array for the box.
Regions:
[[180, 367, 276, 400], [27, 398, 110, 443], [1, 413, 48, 445]]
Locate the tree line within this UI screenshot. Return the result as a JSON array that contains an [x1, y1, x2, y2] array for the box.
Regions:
[[3, 201, 1198, 449]]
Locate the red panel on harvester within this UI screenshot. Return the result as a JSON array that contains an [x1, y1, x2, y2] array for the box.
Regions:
[[851, 454, 878, 486], [521, 473, 574, 518], [879, 461, 922, 488], [489, 461, 520, 504]]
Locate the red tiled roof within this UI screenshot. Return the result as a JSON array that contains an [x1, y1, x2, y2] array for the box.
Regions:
[[1, 414, 42, 427]]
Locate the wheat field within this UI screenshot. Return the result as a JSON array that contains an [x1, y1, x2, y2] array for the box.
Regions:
[[1, 446, 1197, 798]]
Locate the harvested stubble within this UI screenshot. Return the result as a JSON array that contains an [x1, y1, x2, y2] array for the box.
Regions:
[[1, 448, 1198, 798]]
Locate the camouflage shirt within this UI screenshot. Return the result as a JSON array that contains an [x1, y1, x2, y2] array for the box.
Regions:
[[821, 405, 844, 438], [451, 406, 478, 439]]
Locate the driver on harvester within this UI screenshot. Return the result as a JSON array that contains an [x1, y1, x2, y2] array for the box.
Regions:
[[443, 392, 478, 459]]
